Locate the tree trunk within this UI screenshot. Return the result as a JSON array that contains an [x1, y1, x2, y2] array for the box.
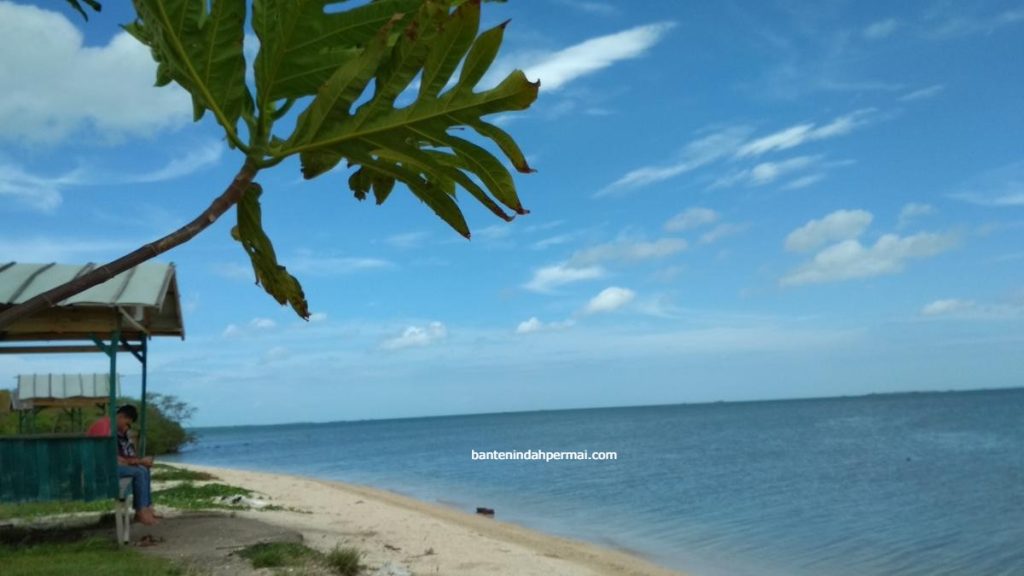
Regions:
[[0, 161, 259, 331]]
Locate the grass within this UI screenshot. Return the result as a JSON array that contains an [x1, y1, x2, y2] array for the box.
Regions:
[[325, 546, 363, 576], [0, 538, 187, 576], [152, 482, 253, 511], [0, 499, 113, 520], [236, 542, 364, 575], [150, 464, 218, 483], [236, 541, 320, 569]]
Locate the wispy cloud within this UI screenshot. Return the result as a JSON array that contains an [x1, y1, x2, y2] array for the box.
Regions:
[[603, 110, 873, 195], [0, 160, 82, 211], [599, 126, 751, 195], [700, 223, 748, 245], [949, 161, 1024, 207], [899, 84, 944, 102], [664, 207, 719, 232], [925, 7, 1024, 39], [571, 237, 687, 266], [118, 142, 223, 184], [0, 235, 135, 262], [290, 252, 395, 276], [736, 109, 874, 158], [712, 155, 821, 188], [551, 0, 617, 16], [520, 22, 676, 91], [863, 18, 900, 40], [0, 141, 224, 212], [921, 298, 975, 316], [898, 203, 936, 227], [382, 231, 430, 250], [524, 262, 605, 293]]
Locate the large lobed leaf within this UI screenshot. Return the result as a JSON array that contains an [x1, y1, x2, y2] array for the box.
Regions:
[[232, 184, 310, 319], [127, 0, 250, 134], [276, 0, 539, 238]]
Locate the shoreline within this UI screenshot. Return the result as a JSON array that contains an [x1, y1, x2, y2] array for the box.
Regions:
[[173, 463, 685, 576]]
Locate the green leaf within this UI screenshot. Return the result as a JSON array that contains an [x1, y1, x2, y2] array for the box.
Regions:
[[276, 0, 539, 238], [128, 0, 250, 137], [232, 183, 311, 319], [65, 0, 101, 20], [251, 0, 421, 112]]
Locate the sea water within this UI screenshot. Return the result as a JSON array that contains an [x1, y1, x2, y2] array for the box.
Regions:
[[168, 388, 1024, 576]]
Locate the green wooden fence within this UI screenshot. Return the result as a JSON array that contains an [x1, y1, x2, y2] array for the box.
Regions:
[[0, 436, 118, 502]]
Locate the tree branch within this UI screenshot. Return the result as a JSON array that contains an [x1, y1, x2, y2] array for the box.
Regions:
[[0, 160, 260, 332]]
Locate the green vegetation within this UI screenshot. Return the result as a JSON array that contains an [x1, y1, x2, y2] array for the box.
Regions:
[[0, 392, 196, 456], [0, 538, 187, 576], [151, 464, 217, 483], [326, 546, 364, 576], [237, 541, 320, 569], [152, 482, 252, 511], [0, 499, 113, 521], [236, 542, 364, 575]]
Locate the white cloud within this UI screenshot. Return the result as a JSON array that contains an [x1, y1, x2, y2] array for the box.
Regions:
[[523, 22, 675, 91], [249, 318, 276, 329], [261, 346, 290, 364], [863, 18, 900, 40], [713, 156, 820, 188], [383, 231, 429, 249], [664, 207, 719, 232], [524, 263, 605, 293], [552, 0, 617, 15], [515, 317, 575, 334], [0, 2, 189, 143], [898, 203, 936, 227], [291, 253, 394, 275], [781, 232, 958, 286], [700, 223, 748, 245], [0, 161, 83, 211], [120, 142, 223, 184], [584, 287, 636, 314], [381, 322, 447, 350], [222, 324, 241, 338], [736, 110, 874, 158], [785, 209, 874, 252], [783, 173, 826, 190], [572, 237, 686, 265], [0, 141, 223, 212], [308, 312, 328, 323], [921, 299, 975, 316], [899, 84, 944, 102], [949, 161, 1024, 207], [604, 110, 871, 195], [600, 126, 750, 194], [0, 235, 134, 262]]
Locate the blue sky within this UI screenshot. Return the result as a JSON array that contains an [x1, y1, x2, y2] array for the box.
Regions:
[[0, 0, 1021, 426]]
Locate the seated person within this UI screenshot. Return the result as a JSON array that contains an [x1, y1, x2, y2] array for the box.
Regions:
[[87, 405, 158, 525]]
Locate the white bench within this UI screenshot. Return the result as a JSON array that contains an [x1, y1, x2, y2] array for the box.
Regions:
[[115, 477, 133, 545]]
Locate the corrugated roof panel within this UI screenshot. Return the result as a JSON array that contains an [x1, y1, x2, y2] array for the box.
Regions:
[[0, 261, 185, 340], [16, 373, 120, 400]]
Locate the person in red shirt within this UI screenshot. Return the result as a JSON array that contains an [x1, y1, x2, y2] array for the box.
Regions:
[[88, 405, 158, 525]]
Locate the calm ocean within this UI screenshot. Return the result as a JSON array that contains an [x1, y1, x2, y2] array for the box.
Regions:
[[167, 388, 1024, 576]]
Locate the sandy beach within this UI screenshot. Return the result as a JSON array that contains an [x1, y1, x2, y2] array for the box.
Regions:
[[169, 464, 683, 576]]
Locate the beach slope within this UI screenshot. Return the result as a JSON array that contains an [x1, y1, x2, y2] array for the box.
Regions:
[[175, 464, 682, 576]]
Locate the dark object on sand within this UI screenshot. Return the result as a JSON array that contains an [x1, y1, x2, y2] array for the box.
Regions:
[[476, 507, 495, 517]]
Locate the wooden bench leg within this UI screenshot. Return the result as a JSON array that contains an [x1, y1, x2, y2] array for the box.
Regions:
[[116, 478, 133, 546]]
